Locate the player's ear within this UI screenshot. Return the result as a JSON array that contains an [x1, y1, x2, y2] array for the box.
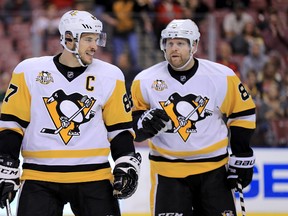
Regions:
[[64, 32, 75, 50], [64, 32, 74, 44]]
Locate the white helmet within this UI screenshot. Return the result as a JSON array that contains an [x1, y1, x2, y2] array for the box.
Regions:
[[58, 10, 106, 66], [160, 19, 200, 51], [160, 19, 200, 70]]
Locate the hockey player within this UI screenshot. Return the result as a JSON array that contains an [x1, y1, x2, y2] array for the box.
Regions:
[[131, 19, 256, 215], [0, 10, 141, 216]]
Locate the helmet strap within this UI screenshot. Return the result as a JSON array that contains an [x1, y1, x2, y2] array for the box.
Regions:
[[62, 35, 88, 67]]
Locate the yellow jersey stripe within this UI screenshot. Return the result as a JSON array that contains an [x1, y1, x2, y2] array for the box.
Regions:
[[22, 148, 110, 158], [149, 138, 228, 157], [21, 167, 113, 183], [150, 157, 228, 178], [229, 120, 256, 128]]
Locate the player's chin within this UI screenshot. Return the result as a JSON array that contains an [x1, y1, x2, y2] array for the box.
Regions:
[[82, 57, 93, 65], [170, 61, 182, 68], [169, 57, 181, 64]]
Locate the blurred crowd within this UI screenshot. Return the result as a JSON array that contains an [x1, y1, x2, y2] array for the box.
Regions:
[[1, 0, 288, 147]]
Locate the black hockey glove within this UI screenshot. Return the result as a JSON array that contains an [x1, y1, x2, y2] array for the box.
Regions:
[[227, 152, 255, 190], [0, 155, 20, 208], [137, 108, 172, 135], [113, 152, 141, 199]]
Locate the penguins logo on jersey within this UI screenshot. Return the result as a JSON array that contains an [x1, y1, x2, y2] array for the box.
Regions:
[[160, 92, 212, 141], [36, 71, 54, 85], [41, 89, 96, 145]]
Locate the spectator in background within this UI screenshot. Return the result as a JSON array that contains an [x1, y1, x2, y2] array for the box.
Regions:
[[256, 8, 269, 31], [182, 0, 210, 25], [259, 60, 282, 99], [268, 50, 285, 81], [260, 8, 288, 64], [101, 0, 152, 70], [222, 2, 253, 41], [241, 38, 269, 81], [31, 3, 61, 56], [49, 0, 74, 10], [230, 20, 263, 55], [72, 1, 94, 11], [257, 82, 285, 146], [153, 0, 184, 44], [2, 0, 32, 35], [117, 52, 138, 92], [244, 69, 262, 107], [215, 0, 250, 9], [217, 40, 241, 78], [279, 71, 288, 118]]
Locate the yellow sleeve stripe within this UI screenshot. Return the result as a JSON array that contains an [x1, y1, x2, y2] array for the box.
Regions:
[[149, 138, 228, 157], [22, 148, 110, 158], [0, 127, 24, 136], [228, 120, 256, 129]]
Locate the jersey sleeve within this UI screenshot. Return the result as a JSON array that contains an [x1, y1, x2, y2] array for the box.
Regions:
[[220, 75, 256, 154], [102, 79, 134, 140], [221, 75, 256, 129], [131, 79, 150, 111], [0, 69, 30, 158], [1, 71, 31, 127], [130, 77, 156, 142]]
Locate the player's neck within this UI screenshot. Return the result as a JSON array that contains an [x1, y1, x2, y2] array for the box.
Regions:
[[59, 51, 81, 67]]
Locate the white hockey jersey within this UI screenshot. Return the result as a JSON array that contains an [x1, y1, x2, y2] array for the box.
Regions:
[[131, 58, 256, 178], [0, 56, 134, 183]]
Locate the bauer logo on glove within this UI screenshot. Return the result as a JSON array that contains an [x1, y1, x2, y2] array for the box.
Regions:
[[227, 153, 255, 190]]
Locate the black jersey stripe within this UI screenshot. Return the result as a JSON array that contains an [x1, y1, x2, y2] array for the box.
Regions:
[[149, 152, 228, 163], [105, 121, 133, 132], [0, 113, 29, 128], [228, 108, 255, 119], [23, 162, 110, 172]]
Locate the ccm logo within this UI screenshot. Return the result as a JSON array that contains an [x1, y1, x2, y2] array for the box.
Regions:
[[0, 168, 18, 175], [158, 213, 183, 216]]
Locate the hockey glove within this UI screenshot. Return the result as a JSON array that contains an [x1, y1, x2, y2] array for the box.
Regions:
[[0, 155, 20, 208], [227, 153, 255, 190], [113, 152, 141, 199], [137, 108, 172, 135]]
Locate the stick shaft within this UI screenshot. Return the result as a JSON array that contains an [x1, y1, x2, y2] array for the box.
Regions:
[[6, 199, 12, 216], [237, 182, 246, 216]]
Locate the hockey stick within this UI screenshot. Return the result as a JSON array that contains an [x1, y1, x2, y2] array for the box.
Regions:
[[173, 104, 202, 133], [237, 182, 246, 216], [6, 199, 12, 216], [41, 104, 86, 134]]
